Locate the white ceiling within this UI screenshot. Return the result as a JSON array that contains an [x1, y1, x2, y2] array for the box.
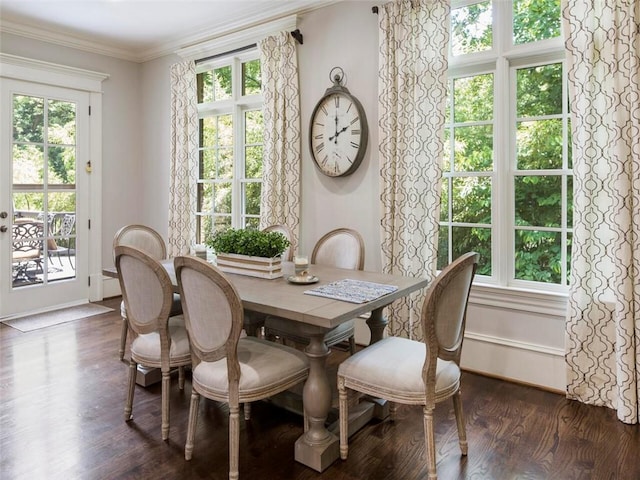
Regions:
[[0, 0, 339, 62]]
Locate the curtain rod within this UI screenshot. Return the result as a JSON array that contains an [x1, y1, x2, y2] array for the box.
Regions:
[[195, 29, 303, 64]]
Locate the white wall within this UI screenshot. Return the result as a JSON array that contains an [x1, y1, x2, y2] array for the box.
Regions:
[[0, 31, 143, 271], [1, 1, 568, 392]]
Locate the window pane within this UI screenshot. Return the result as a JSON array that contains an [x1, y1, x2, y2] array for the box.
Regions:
[[513, 0, 561, 45], [200, 183, 213, 214], [198, 66, 232, 103], [454, 74, 493, 122], [437, 226, 449, 270], [442, 129, 451, 171], [48, 146, 76, 184], [244, 182, 261, 215], [13, 144, 44, 184], [242, 60, 261, 96], [515, 230, 561, 283], [516, 119, 562, 169], [567, 175, 573, 227], [201, 115, 233, 148], [452, 177, 491, 224], [197, 71, 213, 103], [453, 226, 492, 276], [245, 217, 260, 229], [245, 110, 263, 143], [245, 146, 263, 178], [514, 175, 561, 227], [48, 100, 76, 145], [13, 192, 44, 216], [13, 95, 43, 143], [517, 64, 562, 117], [48, 192, 75, 224], [454, 125, 493, 171], [213, 182, 232, 214], [440, 180, 449, 222], [451, 1, 493, 56]]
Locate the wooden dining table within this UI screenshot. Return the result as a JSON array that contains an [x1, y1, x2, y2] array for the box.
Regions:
[[104, 258, 429, 472]]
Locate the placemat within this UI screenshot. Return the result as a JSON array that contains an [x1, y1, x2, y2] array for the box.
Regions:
[[304, 278, 398, 304]]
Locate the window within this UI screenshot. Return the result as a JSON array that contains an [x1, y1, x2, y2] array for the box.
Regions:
[[195, 51, 263, 244], [439, 0, 568, 292]]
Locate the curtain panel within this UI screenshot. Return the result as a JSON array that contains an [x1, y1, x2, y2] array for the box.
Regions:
[[258, 32, 301, 249], [378, 0, 450, 340], [564, 0, 640, 424], [167, 61, 199, 258]]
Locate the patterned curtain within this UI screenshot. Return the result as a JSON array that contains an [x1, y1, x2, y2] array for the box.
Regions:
[[564, 0, 640, 424], [257, 32, 301, 248], [378, 0, 450, 340], [167, 60, 199, 257]]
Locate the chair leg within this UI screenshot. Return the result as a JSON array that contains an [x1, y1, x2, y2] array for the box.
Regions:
[[348, 335, 356, 355], [124, 360, 137, 421], [229, 402, 240, 480], [338, 376, 349, 460], [178, 366, 185, 390], [161, 368, 171, 441], [390, 401, 397, 421], [423, 405, 437, 480], [452, 390, 468, 455], [185, 391, 200, 460], [243, 402, 251, 421], [119, 317, 128, 361]]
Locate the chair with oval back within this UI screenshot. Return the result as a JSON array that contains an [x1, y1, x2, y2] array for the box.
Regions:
[[337, 252, 479, 480], [113, 224, 182, 360], [115, 245, 191, 441], [264, 227, 364, 354], [174, 255, 309, 479]]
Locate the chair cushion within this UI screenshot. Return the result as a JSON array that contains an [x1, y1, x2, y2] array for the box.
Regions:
[[192, 337, 309, 400], [131, 315, 191, 366], [338, 336, 460, 404]]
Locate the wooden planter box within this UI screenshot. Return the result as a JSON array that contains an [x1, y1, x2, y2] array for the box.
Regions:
[[215, 252, 283, 279]]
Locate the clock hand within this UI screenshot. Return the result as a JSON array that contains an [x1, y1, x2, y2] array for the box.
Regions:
[[328, 125, 348, 143]]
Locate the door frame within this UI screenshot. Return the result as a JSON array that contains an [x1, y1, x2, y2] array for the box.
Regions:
[[0, 53, 109, 317]]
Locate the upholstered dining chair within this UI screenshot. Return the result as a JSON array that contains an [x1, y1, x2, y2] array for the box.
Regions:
[[115, 245, 191, 441], [174, 256, 309, 479], [113, 224, 182, 360], [264, 227, 364, 354], [262, 223, 294, 262], [337, 252, 479, 480]]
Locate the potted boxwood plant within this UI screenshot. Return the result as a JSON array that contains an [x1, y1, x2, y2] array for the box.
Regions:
[[206, 228, 290, 279]]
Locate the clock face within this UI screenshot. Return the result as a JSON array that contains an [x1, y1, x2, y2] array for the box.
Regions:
[[309, 92, 367, 177]]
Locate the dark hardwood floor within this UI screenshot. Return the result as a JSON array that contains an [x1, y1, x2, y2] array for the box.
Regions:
[[1, 297, 638, 480]]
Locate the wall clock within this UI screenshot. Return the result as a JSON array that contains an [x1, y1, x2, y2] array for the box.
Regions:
[[309, 67, 368, 177]]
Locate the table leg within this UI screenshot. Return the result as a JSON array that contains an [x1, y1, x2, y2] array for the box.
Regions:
[[294, 333, 339, 472], [366, 306, 387, 344]]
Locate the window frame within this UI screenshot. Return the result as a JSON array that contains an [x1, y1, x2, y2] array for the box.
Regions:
[[195, 48, 263, 241], [445, 0, 570, 299]]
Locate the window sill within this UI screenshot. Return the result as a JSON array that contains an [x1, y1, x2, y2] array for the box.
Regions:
[[469, 283, 568, 318]]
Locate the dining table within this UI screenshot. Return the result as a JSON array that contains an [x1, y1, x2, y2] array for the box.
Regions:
[[104, 257, 429, 472]]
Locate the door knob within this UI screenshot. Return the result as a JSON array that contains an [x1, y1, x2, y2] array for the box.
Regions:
[[0, 211, 7, 219], [0, 226, 7, 233]]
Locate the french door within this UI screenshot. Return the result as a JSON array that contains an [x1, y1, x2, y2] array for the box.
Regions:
[[0, 79, 90, 317]]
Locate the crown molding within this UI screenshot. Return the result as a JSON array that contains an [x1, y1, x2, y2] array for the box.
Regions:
[[0, 20, 141, 63], [1, 0, 341, 63]]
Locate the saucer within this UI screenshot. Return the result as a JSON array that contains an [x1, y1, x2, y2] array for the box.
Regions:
[[287, 275, 319, 285]]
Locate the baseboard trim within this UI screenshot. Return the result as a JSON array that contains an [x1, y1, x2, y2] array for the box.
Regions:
[[462, 332, 565, 392]]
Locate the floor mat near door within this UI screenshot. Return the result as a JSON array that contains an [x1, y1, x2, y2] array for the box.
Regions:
[[1, 303, 113, 332]]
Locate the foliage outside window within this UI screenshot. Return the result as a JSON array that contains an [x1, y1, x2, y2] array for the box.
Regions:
[[196, 51, 263, 244], [12, 94, 77, 249], [440, 0, 569, 290]]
